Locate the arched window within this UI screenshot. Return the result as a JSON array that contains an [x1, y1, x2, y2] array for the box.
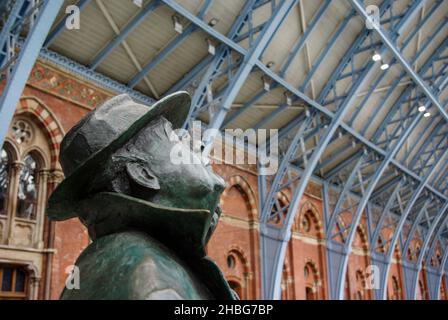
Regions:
[[0, 265, 29, 300], [304, 262, 320, 300], [0, 148, 10, 216], [301, 212, 311, 233], [304, 265, 310, 278], [227, 255, 236, 269], [1, 117, 51, 248], [16, 154, 38, 220]]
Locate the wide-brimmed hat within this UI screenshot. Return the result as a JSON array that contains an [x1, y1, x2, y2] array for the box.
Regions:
[[47, 91, 191, 221]]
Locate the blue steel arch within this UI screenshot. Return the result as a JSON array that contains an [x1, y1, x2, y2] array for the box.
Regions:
[[1, 0, 447, 301]]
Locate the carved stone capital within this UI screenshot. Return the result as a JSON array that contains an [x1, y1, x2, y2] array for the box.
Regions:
[[48, 169, 65, 184]]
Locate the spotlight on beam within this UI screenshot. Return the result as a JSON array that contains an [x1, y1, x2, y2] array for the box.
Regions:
[[418, 105, 426, 113], [424, 112, 431, 118]]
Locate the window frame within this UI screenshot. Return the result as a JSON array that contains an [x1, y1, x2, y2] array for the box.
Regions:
[[0, 264, 29, 300]]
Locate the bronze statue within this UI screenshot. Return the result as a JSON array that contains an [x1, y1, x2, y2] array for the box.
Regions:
[[47, 92, 236, 300]]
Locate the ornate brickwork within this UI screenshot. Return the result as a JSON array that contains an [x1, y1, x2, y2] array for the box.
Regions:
[[27, 62, 112, 111]]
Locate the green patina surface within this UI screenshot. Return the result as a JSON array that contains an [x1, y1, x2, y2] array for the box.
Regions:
[[62, 231, 213, 300]]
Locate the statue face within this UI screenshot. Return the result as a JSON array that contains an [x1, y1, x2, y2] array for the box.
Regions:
[[116, 117, 225, 219]]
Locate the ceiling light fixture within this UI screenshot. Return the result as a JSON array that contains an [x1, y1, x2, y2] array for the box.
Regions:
[[418, 105, 426, 113], [206, 38, 216, 55], [372, 52, 381, 62], [208, 18, 219, 27], [380, 62, 389, 70], [266, 61, 275, 69], [284, 92, 292, 106], [424, 112, 431, 118], [262, 76, 271, 91]]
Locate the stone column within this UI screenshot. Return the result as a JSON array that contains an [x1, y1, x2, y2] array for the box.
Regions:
[[6, 161, 24, 245], [35, 169, 50, 249], [43, 169, 64, 300]]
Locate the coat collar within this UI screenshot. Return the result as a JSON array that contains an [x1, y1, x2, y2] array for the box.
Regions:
[[71, 192, 235, 299], [74, 192, 212, 258]]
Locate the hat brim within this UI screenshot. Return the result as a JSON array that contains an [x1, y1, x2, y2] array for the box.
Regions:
[[47, 91, 191, 221]]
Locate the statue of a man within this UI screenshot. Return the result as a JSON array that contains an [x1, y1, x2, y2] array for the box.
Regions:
[[47, 92, 236, 300]]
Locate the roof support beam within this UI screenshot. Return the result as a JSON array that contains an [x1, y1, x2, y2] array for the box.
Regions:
[[0, 0, 64, 147], [349, 0, 448, 122], [95, 0, 160, 98], [329, 110, 423, 300], [409, 201, 448, 299], [256, 0, 432, 300], [89, 0, 160, 69], [0, 0, 26, 61], [380, 147, 448, 299], [202, 0, 298, 150], [127, 0, 214, 88]]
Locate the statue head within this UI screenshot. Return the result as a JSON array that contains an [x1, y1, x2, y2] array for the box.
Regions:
[[98, 116, 225, 218], [47, 92, 225, 246]]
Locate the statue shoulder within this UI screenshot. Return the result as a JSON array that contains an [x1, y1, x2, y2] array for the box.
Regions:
[[62, 231, 211, 300]]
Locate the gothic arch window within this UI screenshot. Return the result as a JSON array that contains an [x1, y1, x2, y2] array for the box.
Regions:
[[301, 211, 312, 233], [223, 248, 253, 300], [227, 254, 236, 269], [298, 202, 324, 238], [16, 153, 39, 220], [1, 116, 52, 248], [303, 261, 321, 300]]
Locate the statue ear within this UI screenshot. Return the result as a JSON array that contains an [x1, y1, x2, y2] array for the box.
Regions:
[[126, 162, 160, 191]]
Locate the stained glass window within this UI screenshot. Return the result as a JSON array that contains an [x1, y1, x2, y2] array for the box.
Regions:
[[16, 154, 38, 220], [0, 148, 10, 216]]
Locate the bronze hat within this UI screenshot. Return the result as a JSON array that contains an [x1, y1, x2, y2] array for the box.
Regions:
[[47, 91, 191, 221]]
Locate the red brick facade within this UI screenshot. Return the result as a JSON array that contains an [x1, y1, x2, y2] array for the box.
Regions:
[[1, 60, 447, 300]]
